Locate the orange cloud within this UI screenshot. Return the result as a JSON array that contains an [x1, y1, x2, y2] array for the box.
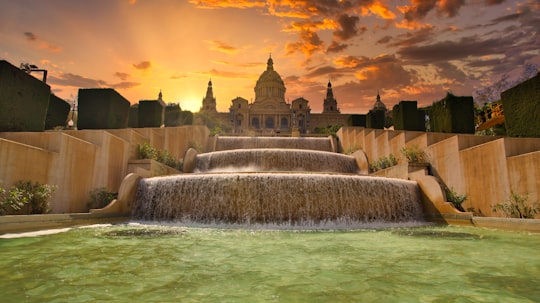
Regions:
[[355, 66, 380, 80], [24, 32, 62, 53], [362, 2, 397, 19], [133, 61, 151, 70], [283, 19, 338, 32], [205, 40, 239, 54], [189, 0, 265, 9], [285, 29, 325, 58], [334, 56, 369, 68]]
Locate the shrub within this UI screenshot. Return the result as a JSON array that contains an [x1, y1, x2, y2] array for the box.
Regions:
[[400, 145, 428, 163], [492, 192, 539, 219], [369, 154, 399, 172], [137, 142, 158, 160], [137, 143, 182, 170], [0, 181, 55, 215], [87, 188, 118, 209], [446, 187, 467, 212]]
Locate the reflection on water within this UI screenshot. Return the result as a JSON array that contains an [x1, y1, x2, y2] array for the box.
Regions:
[[0, 224, 539, 303]]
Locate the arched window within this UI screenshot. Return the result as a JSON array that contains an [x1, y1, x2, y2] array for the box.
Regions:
[[252, 117, 260, 129], [280, 117, 288, 129], [265, 117, 275, 129]]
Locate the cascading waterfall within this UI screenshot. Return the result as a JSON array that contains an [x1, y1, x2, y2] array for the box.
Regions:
[[195, 149, 359, 173], [133, 136, 424, 226], [214, 136, 334, 152]]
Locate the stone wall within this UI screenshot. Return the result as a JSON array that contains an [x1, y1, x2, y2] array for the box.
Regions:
[[0, 125, 210, 213], [337, 127, 540, 218]]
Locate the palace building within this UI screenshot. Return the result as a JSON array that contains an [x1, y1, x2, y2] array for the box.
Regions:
[[199, 56, 382, 135]]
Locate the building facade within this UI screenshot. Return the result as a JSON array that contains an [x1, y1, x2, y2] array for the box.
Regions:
[[199, 56, 355, 135]]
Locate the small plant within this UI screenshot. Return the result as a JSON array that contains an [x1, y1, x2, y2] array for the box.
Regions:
[[369, 154, 399, 172], [136, 143, 182, 170], [137, 142, 158, 160], [400, 145, 427, 163], [445, 187, 467, 212], [87, 188, 118, 209], [0, 181, 55, 215], [492, 192, 540, 219]]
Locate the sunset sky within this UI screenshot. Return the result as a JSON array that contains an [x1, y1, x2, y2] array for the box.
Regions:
[[1, 0, 539, 113]]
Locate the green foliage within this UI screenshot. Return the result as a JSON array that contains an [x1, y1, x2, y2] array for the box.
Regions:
[[400, 145, 428, 163], [0, 181, 55, 215], [369, 154, 398, 173], [137, 142, 158, 160], [492, 192, 540, 219], [313, 124, 343, 137], [87, 188, 118, 209], [210, 126, 225, 136], [136, 142, 183, 170], [445, 187, 467, 212]]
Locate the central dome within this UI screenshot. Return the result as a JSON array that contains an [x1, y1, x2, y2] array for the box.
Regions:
[[254, 56, 286, 103]]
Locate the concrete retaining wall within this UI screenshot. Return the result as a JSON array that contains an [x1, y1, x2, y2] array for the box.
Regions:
[[338, 127, 540, 219], [0, 125, 210, 214]]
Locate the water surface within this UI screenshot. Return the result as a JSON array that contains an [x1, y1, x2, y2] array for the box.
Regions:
[[1, 224, 538, 302]]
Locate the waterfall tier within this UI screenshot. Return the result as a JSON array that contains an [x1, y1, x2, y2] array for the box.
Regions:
[[195, 149, 359, 173], [214, 136, 333, 152], [133, 173, 423, 224]]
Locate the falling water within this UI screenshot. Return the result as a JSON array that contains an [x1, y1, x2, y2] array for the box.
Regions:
[[214, 136, 333, 152], [133, 173, 423, 225], [133, 136, 424, 226], [195, 149, 359, 173]]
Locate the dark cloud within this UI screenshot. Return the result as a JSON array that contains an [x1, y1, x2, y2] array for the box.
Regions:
[[485, 0, 506, 5], [133, 61, 151, 70], [24, 32, 37, 41], [114, 72, 130, 81], [48, 73, 140, 90], [327, 41, 348, 53], [376, 35, 392, 45], [401, 0, 437, 23], [48, 73, 108, 88], [385, 26, 435, 48], [334, 14, 360, 41], [433, 61, 468, 82], [111, 82, 141, 89], [397, 36, 503, 63], [23, 31, 62, 52]]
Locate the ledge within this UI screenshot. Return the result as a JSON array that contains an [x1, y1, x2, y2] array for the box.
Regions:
[[472, 217, 540, 233], [0, 213, 130, 235]]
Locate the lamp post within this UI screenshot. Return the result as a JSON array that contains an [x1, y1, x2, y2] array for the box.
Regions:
[[67, 99, 77, 130], [20, 63, 48, 83]]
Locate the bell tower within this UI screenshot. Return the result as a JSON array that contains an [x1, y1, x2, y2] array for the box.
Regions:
[[200, 79, 217, 113], [322, 81, 340, 113]]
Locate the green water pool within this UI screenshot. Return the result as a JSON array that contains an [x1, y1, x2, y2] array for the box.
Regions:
[[1, 224, 539, 302]]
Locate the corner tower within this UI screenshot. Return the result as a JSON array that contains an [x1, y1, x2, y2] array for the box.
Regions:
[[200, 79, 217, 113], [322, 81, 340, 113]]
